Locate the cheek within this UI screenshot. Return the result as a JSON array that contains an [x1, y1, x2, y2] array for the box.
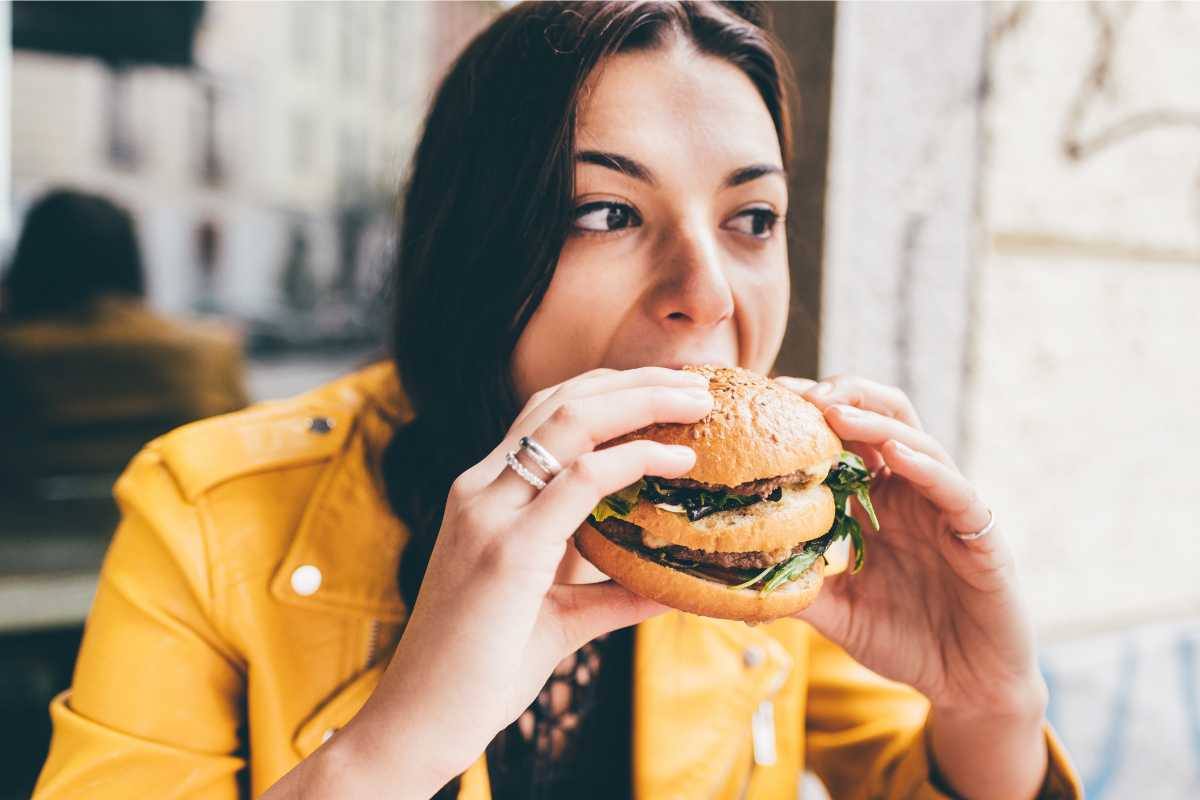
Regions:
[[734, 256, 790, 372], [510, 244, 634, 401]]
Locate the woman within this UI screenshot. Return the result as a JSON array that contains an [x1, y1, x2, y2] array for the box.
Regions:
[[0, 188, 246, 484], [34, 3, 1080, 798]]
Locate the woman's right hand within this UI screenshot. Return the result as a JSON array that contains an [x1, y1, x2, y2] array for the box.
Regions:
[[297, 367, 713, 798]]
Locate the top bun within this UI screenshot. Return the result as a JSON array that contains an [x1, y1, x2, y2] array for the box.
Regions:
[[605, 365, 842, 486]]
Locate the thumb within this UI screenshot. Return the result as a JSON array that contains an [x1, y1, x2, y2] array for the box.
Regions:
[[789, 585, 849, 645], [549, 581, 668, 650]]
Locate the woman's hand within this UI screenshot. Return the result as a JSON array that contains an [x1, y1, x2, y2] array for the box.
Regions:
[[777, 374, 1050, 799], [321, 368, 712, 798]]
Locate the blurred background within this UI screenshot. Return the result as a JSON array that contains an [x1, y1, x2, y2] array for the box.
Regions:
[[0, 2, 1196, 798]]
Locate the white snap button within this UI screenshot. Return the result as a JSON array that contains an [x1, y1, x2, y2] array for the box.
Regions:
[[291, 565, 322, 596], [321, 728, 337, 743], [742, 645, 765, 668]]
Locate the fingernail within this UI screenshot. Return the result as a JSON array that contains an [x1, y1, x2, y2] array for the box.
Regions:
[[834, 404, 862, 418], [682, 387, 713, 402], [809, 382, 834, 396], [891, 439, 913, 456], [666, 445, 696, 460], [683, 371, 710, 385]]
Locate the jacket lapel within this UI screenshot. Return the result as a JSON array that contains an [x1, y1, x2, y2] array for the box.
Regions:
[[269, 399, 410, 622]]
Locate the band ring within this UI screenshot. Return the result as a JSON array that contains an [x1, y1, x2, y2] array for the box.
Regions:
[[505, 451, 547, 491], [519, 435, 563, 478], [953, 508, 995, 541]]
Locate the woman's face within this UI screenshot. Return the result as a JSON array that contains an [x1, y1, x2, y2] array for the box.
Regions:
[[511, 40, 790, 403]]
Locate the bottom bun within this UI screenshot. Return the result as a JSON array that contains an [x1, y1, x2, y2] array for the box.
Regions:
[[575, 522, 824, 623]]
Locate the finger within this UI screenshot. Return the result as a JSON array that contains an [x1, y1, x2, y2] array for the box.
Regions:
[[824, 404, 954, 467], [775, 376, 817, 394], [548, 580, 668, 651], [511, 367, 708, 442], [488, 388, 709, 506], [789, 581, 843, 633], [804, 375, 923, 430], [845, 440, 887, 476], [776, 377, 886, 474], [879, 439, 990, 537], [526, 439, 696, 538], [512, 368, 613, 429]]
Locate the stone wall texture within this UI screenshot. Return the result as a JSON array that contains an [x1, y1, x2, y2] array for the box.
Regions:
[[819, 4, 1199, 794]]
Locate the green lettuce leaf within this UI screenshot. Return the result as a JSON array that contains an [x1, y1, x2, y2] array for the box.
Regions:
[[590, 480, 645, 523]]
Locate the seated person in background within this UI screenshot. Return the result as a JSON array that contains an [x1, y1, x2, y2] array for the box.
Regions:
[[0, 188, 248, 488]]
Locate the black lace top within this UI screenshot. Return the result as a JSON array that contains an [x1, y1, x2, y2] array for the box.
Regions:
[[486, 626, 635, 799]]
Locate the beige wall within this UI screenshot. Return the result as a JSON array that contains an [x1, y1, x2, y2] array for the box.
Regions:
[[820, 1, 1199, 640], [970, 1, 1200, 639]]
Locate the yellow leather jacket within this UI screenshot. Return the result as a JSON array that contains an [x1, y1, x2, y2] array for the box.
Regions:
[[34, 364, 1082, 798]]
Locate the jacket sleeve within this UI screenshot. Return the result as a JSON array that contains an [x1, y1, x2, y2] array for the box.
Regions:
[[804, 631, 1082, 799], [33, 448, 247, 799]]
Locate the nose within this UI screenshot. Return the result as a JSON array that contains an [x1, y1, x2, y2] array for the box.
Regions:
[[649, 220, 735, 330]]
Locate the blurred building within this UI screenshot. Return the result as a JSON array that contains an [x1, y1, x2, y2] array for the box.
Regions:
[[11, 2, 493, 333]]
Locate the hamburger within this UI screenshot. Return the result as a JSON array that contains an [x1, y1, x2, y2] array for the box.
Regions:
[[574, 365, 878, 623]]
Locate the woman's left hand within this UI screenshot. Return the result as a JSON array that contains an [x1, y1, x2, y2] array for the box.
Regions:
[[776, 374, 1048, 721]]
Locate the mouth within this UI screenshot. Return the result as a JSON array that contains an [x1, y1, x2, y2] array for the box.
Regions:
[[653, 356, 736, 371]]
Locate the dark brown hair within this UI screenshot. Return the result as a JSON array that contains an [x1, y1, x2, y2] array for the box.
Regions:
[[2, 188, 145, 320], [382, 1, 795, 793]]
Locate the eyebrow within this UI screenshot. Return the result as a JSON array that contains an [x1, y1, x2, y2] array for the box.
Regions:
[[576, 149, 785, 189]]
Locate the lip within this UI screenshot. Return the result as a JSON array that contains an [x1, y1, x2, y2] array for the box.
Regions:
[[655, 356, 736, 370]]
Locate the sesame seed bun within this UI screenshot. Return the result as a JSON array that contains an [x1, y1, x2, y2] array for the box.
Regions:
[[603, 365, 842, 486]]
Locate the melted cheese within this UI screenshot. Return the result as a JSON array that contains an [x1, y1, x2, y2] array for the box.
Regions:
[[641, 531, 672, 549], [822, 536, 851, 576]]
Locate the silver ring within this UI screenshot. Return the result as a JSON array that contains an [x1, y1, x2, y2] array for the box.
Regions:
[[953, 508, 995, 541], [505, 451, 546, 491], [519, 435, 563, 478]]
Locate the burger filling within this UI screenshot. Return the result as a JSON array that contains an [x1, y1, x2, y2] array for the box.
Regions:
[[589, 452, 878, 595], [594, 516, 838, 586]]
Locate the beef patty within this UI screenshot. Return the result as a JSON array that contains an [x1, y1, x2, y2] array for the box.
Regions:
[[653, 467, 813, 499], [595, 516, 811, 570]]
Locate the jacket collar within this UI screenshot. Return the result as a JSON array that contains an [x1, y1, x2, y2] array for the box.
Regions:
[[269, 364, 411, 621]]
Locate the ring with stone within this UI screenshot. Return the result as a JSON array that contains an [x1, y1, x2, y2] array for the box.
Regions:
[[519, 435, 563, 479]]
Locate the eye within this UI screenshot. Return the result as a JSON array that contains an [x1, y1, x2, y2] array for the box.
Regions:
[[573, 201, 643, 233], [725, 207, 780, 239]]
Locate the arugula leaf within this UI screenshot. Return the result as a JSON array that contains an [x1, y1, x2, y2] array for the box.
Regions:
[[821, 451, 878, 574], [759, 548, 823, 595], [728, 563, 776, 591], [728, 534, 834, 593]]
